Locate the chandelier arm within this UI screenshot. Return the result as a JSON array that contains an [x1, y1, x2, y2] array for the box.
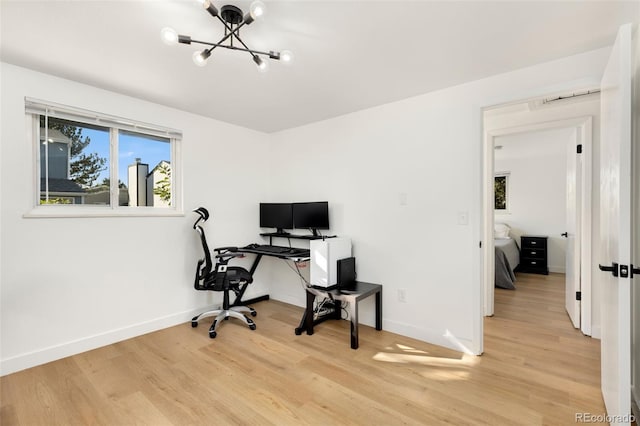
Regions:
[[216, 16, 247, 44], [190, 39, 274, 58], [214, 16, 259, 60]]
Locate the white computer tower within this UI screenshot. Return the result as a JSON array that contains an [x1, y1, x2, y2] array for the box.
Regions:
[[310, 237, 352, 288]]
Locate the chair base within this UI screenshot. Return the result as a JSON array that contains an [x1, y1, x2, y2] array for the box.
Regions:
[[192, 306, 257, 338]]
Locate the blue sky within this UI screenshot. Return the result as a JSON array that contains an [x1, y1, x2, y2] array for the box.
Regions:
[[81, 128, 170, 186]]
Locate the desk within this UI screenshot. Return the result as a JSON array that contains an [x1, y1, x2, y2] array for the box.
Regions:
[[226, 246, 309, 308], [295, 281, 382, 349]]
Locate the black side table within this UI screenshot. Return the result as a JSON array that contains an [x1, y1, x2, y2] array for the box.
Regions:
[[519, 236, 549, 275], [295, 281, 382, 349]]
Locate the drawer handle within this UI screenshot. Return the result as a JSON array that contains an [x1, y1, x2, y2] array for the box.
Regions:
[[531, 241, 537, 245], [531, 261, 537, 265], [531, 251, 537, 255]]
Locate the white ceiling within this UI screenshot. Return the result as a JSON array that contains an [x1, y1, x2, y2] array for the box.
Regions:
[[1, 1, 638, 133]]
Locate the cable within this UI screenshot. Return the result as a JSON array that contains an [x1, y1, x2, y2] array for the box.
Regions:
[[284, 258, 311, 294], [340, 303, 349, 320], [283, 257, 336, 320]]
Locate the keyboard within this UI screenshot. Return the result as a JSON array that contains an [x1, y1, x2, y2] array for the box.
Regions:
[[252, 244, 290, 253], [242, 244, 310, 257]]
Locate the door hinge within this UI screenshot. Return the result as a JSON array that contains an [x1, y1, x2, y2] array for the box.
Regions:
[[479, 241, 482, 248], [576, 291, 581, 301], [577, 144, 583, 154]]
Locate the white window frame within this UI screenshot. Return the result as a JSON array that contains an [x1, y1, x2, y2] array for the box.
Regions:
[[25, 98, 183, 218], [494, 171, 510, 214]]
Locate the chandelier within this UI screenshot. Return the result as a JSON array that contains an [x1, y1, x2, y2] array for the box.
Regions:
[[161, 0, 293, 72]]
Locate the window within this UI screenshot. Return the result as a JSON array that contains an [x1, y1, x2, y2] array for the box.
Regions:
[[27, 98, 182, 216], [494, 172, 510, 212]]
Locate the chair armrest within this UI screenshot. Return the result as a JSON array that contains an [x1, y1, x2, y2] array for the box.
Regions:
[[214, 246, 238, 253], [215, 252, 244, 260]]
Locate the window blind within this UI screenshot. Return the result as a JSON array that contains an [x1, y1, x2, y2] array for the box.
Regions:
[[25, 98, 182, 140]]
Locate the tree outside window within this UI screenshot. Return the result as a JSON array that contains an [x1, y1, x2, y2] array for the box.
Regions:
[[494, 173, 509, 211], [38, 117, 173, 208]]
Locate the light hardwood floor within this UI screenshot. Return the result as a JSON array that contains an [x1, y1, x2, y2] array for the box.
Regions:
[[1, 273, 606, 425]]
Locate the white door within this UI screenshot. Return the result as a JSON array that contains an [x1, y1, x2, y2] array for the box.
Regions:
[[565, 131, 581, 328], [599, 23, 633, 424]]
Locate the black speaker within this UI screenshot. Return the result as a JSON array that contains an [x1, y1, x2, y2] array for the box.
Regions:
[[337, 257, 356, 290]]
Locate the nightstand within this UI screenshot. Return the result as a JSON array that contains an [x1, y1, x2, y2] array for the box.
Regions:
[[519, 236, 549, 275]]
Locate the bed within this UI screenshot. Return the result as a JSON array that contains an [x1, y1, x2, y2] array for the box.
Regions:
[[494, 223, 520, 290]]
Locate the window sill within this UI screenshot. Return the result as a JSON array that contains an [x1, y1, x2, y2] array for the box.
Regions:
[[24, 206, 185, 218]]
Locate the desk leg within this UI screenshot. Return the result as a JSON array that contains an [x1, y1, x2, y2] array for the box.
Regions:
[[375, 289, 382, 331], [295, 290, 316, 336], [295, 310, 307, 335], [348, 300, 358, 349], [231, 254, 265, 307], [304, 290, 315, 335]]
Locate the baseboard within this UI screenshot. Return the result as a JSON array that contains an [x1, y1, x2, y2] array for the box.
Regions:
[[383, 319, 479, 355], [548, 266, 566, 274], [591, 324, 601, 339], [0, 306, 214, 376], [271, 294, 305, 309]]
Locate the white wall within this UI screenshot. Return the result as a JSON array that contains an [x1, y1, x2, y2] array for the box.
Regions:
[[494, 128, 573, 272], [266, 48, 610, 355], [0, 63, 270, 375], [0, 46, 612, 373]]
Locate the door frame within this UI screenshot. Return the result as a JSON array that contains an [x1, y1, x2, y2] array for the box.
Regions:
[[481, 115, 593, 335]]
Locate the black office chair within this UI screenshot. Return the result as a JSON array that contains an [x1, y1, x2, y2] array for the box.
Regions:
[[191, 207, 256, 338]]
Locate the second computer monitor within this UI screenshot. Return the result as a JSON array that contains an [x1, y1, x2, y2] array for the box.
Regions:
[[259, 203, 293, 234], [293, 201, 329, 236]]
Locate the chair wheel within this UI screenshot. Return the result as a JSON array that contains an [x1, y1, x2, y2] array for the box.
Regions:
[[191, 321, 198, 328], [209, 331, 217, 338], [295, 329, 302, 335], [251, 311, 257, 317], [249, 324, 256, 331]]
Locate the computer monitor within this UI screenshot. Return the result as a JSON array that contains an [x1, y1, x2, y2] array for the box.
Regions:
[[259, 203, 293, 234], [293, 201, 329, 236]]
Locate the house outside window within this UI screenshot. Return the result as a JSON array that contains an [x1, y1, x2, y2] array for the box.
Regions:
[[28, 98, 182, 216], [494, 172, 510, 212]]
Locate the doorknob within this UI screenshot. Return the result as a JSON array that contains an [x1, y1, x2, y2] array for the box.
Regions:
[[561, 232, 568, 237], [599, 262, 619, 277]]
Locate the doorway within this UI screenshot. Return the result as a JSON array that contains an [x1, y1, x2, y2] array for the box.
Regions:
[[481, 92, 599, 336]]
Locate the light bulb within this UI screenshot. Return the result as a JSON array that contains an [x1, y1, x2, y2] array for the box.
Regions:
[[249, 0, 266, 19], [161, 27, 178, 46], [280, 50, 294, 64], [253, 56, 269, 73], [193, 50, 211, 66], [202, 0, 218, 17]]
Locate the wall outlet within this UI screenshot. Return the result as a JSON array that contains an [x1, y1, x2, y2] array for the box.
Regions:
[[397, 288, 407, 303]]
